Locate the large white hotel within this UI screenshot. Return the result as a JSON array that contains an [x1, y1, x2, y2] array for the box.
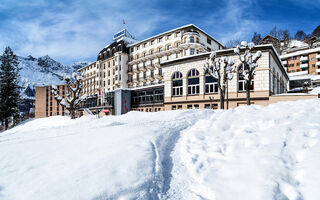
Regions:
[[35, 24, 319, 118]]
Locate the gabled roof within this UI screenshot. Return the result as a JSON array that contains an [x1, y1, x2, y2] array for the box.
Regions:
[[261, 35, 280, 43]]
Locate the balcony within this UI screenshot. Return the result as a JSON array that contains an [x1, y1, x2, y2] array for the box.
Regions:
[[146, 64, 154, 70], [316, 54, 320, 59], [281, 60, 287, 65], [288, 70, 308, 77], [138, 64, 146, 72], [300, 63, 308, 69], [127, 69, 133, 75], [133, 65, 139, 73], [128, 47, 181, 65], [316, 61, 320, 66], [178, 41, 205, 51], [316, 69, 320, 73], [300, 56, 308, 62], [155, 74, 163, 80], [182, 31, 200, 37]]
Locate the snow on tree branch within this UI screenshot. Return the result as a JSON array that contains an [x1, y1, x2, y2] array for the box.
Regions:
[[203, 51, 235, 109], [51, 73, 87, 119]]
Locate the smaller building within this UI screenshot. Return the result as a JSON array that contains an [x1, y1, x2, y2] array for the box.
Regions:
[[35, 84, 67, 118]]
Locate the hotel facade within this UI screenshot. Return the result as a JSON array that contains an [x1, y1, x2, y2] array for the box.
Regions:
[[35, 24, 319, 118]]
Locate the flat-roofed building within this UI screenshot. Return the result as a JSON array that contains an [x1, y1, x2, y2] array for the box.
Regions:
[[35, 84, 67, 118]]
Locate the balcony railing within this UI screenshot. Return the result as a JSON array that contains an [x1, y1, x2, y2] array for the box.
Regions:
[[316, 54, 320, 59], [300, 56, 308, 62], [300, 63, 308, 69], [282, 60, 287, 65], [316, 61, 320, 66], [128, 47, 181, 65]]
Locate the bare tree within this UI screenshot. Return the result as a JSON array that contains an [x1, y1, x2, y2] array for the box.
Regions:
[[51, 73, 87, 119], [225, 39, 241, 48], [252, 32, 262, 45], [203, 52, 235, 109], [234, 41, 262, 105]]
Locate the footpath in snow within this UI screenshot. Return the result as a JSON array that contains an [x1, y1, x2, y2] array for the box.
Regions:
[[0, 99, 320, 200]]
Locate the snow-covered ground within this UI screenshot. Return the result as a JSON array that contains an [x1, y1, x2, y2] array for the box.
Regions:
[[0, 99, 320, 200]]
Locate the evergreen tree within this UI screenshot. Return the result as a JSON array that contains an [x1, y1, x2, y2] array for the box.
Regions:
[[294, 30, 307, 40], [252, 32, 262, 45], [0, 47, 21, 130], [312, 25, 320, 38]]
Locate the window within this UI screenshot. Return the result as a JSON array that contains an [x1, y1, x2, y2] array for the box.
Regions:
[[172, 105, 176, 110], [172, 71, 183, 96], [312, 57, 315, 61], [144, 43, 147, 47], [150, 50, 154, 55], [205, 68, 218, 93], [150, 40, 154, 45], [194, 104, 199, 109], [190, 48, 195, 55], [158, 37, 163, 42], [207, 38, 212, 44], [187, 104, 193, 109], [190, 37, 195, 43], [187, 69, 200, 95], [238, 65, 254, 91], [167, 34, 171, 40], [312, 64, 315, 68], [167, 44, 171, 50], [158, 47, 163, 52], [177, 105, 182, 110]]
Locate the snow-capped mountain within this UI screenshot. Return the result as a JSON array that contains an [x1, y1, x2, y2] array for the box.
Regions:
[[17, 55, 88, 115]]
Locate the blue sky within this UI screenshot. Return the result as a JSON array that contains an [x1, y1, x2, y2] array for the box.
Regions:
[[0, 0, 319, 65]]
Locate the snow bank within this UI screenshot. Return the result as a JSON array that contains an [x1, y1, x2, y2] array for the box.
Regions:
[[310, 86, 320, 95], [0, 99, 320, 200]]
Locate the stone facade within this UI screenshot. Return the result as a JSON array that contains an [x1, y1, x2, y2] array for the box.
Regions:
[[161, 44, 290, 110]]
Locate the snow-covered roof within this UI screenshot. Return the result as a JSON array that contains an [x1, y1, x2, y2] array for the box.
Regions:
[[162, 44, 289, 80], [289, 74, 320, 81], [280, 47, 320, 59], [77, 61, 97, 71], [288, 40, 309, 48], [127, 24, 224, 48]]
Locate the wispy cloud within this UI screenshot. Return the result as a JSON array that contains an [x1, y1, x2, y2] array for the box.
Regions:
[[0, 0, 319, 64]]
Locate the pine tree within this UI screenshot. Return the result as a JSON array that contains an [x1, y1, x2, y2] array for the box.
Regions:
[[0, 47, 21, 130], [312, 25, 320, 38], [295, 30, 307, 40], [252, 32, 262, 45]]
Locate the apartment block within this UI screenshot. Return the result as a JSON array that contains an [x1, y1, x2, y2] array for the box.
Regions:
[[35, 84, 67, 118]]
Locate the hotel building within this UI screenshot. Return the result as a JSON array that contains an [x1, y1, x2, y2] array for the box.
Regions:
[[35, 25, 319, 118]]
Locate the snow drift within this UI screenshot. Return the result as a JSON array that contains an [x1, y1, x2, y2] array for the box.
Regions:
[[0, 99, 320, 200]]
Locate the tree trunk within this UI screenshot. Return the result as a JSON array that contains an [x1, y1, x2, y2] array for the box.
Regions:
[[70, 109, 75, 119], [5, 118, 8, 130], [220, 87, 225, 109], [246, 77, 251, 105]]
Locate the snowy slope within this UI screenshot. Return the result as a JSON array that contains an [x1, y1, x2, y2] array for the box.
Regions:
[[0, 99, 320, 200]]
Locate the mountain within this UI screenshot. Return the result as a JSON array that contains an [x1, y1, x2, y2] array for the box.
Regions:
[[17, 55, 88, 115]]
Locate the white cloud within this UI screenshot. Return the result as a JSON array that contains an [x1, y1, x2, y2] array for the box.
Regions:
[[0, 0, 169, 64]]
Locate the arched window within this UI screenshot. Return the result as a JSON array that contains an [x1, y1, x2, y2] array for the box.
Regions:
[[205, 67, 218, 93], [238, 65, 254, 92], [196, 38, 200, 43], [187, 69, 200, 95], [172, 72, 183, 96], [190, 36, 195, 43]]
